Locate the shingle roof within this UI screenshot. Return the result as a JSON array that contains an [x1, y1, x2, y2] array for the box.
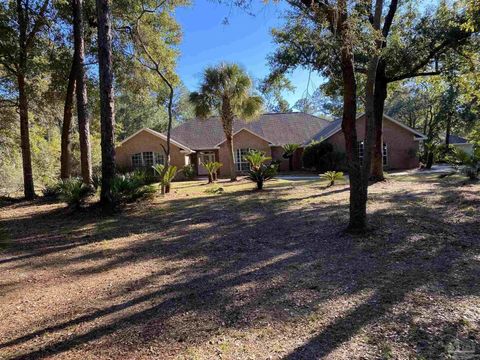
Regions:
[[308, 114, 428, 144], [308, 119, 342, 144], [447, 134, 469, 144], [169, 112, 332, 149]]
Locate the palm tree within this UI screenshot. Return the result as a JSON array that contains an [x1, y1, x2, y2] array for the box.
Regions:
[[190, 63, 263, 181]]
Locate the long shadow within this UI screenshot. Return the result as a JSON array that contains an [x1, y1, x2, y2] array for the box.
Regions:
[[1, 178, 479, 359]]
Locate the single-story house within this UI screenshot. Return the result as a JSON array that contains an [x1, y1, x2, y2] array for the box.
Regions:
[[446, 134, 474, 155], [115, 112, 427, 178]]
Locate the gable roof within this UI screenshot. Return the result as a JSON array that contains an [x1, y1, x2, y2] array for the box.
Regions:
[[447, 134, 469, 144], [308, 114, 427, 144], [214, 128, 274, 147], [117, 128, 195, 154], [169, 112, 331, 149]]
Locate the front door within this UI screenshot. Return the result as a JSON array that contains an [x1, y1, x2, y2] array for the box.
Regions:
[[198, 151, 215, 175]]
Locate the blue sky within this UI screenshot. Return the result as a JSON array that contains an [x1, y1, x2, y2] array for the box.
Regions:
[[175, 0, 323, 107]]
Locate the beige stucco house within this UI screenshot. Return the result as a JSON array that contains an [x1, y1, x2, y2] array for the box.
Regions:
[[115, 112, 426, 178]]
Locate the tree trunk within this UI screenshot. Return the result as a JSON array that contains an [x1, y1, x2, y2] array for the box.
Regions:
[[73, 0, 93, 185], [96, 0, 116, 207], [370, 60, 388, 181], [16, 0, 35, 199], [221, 97, 236, 181], [445, 112, 452, 155], [257, 179, 263, 190], [226, 134, 236, 181], [340, 38, 365, 232], [60, 57, 77, 180]]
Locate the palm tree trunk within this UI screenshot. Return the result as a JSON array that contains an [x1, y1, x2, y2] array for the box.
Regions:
[[96, 0, 116, 207], [226, 134, 236, 181], [73, 0, 93, 185], [221, 98, 236, 181], [16, 0, 35, 199], [60, 57, 77, 180]]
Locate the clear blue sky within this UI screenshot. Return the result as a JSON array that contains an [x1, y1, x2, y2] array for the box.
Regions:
[[175, 0, 323, 107]]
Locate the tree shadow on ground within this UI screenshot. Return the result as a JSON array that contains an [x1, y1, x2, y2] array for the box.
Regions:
[[0, 179, 479, 359]]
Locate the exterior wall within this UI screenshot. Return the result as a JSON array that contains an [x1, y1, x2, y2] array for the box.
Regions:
[[192, 149, 220, 175], [326, 115, 420, 170], [115, 130, 188, 171], [271, 146, 303, 172], [452, 143, 474, 155], [218, 129, 271, 177]]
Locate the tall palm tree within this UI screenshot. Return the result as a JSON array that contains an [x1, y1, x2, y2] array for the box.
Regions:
[[190, 63, 263, 181]]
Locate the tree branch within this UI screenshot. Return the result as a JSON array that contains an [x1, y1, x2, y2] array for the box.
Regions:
[[26, 0, 49, 49], [382, 0, 398, 38]]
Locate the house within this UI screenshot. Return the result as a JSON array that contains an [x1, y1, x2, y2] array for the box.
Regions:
[[115, 112, 426, 177], [446, 134, 474, 155]]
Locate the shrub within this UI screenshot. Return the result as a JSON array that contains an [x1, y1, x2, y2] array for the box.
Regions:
[[202, 161, 223, 183], [183, 164, 196, 180], [111, 173, 156, 204], [58, 178, 93, 209], [152, 164, 178, 193], [42, 182, 61, 198], [434, 144, 456, 162], [282, 143, 300, 171], [302, 141, 345, 171], [204, 185, 224, 194], [446, 148, 479, 180], [244, 150, 278, 190], [320, 171, 344, 187]]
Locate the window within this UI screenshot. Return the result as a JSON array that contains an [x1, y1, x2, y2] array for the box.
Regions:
[[131, 152, 165, 168], [132, 153, 143, 168], [154, 152, 165, 166], [235, 148, 251, 172], [143, 152, 154, 167], [357, 141, 364, 165], [382, 143, 388, 166]]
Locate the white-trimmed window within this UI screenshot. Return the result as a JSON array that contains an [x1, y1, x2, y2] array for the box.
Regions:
[[235, 148, 251, 172], [357, 141, 364, 165], [382, 143, 388, 166], [131, 152, 165, 168], [154, 152, 165, 166], [132, 153, 143, 168]]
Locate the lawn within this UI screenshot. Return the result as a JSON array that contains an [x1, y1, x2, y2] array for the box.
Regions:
[[0, 175, 479, 359]]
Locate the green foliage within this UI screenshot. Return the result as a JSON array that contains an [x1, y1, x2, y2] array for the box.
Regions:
[[258, 73, 294, 113], [58, 178, 93, 209], [202, 161, 223, 183], [446, 148, 479, 180], [320, 171, 344, 187], [111, 173, 157, 203], [244, 150, 278, 190], [282, 143, 300, 158], [302, 141, 346, 172], [182, 164, 195, 180], [204, 185, 224, 194], [153, 164, 178, 187], [190, 63, 264, 121], [42, 182, 61, 198]]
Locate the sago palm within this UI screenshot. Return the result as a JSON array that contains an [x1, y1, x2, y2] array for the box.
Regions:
[[282, 143, 300, 171], [202, 161, 223, 183], [190, 63, 263, 181]]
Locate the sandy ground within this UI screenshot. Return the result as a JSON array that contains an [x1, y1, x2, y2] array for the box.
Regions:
[[0, 174, 479, 360]]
